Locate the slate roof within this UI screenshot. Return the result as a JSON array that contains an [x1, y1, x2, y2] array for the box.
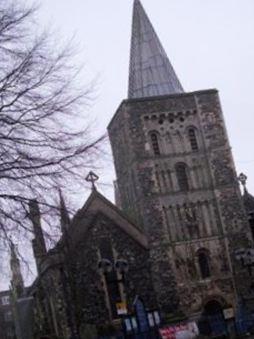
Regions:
[[128, 0, 184, 99]]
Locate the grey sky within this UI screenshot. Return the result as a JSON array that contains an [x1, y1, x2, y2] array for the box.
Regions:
[[31, 0, 254, 193], [1, 0, 254, 289]]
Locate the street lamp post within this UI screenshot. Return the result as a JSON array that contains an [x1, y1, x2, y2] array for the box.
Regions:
[[98, 258, 129, 282], [235, 248, 254, 276], [234, 247, 254, 335], [235, 247, 254, 309], [114, 259, 129, 281], [98, 258, 129, 318]]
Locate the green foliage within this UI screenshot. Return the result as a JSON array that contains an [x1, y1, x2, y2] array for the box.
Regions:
[[80, 324, 97, 339], [97, 323, 117, 336], [163, 310, 188, 325]]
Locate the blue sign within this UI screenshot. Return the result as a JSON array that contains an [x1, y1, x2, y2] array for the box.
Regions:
[[134, 297, 149, 333]]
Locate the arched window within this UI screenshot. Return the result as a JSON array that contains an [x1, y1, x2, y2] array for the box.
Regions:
[[188, 128, 198, 151], [175, 163, 189, 191], [150, 132, 160, 155], [197, 250, 211, 279]]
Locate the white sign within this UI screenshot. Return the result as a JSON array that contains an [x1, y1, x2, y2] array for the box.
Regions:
[[223, 308, 234, 320], [116, 302, 127, 315]]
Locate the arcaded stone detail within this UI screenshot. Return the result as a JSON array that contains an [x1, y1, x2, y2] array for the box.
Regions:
[[108, 89, 252, 317], [196, 91, 252, 297]]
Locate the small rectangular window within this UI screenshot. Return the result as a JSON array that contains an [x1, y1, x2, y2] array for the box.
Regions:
[[188, 128, 199, 151], [4, 311, 12, 322], [1, 295, 10, 305], [7, 327, 14, 337]]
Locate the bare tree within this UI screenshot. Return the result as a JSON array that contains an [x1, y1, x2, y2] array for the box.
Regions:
[[0, 1, 105, 244]]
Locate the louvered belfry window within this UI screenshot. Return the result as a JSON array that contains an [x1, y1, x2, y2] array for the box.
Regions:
[[150, 132, 160, 155], [198, 250, 211, 279], [188, 128, 198, 151], [175, 163, 189, 191]]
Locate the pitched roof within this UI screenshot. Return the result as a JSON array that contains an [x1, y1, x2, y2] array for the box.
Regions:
[[128, 0, 183, 99], [243, 189, 254, 213], [28, 190, 148, 285], [71, 190, 148, 249]]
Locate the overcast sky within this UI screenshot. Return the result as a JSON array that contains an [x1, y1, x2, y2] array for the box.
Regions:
[[30, 0, 254, 193], [1, 0, 254, 289]]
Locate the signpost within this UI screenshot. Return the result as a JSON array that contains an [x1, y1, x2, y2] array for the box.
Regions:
[[134, 297, 149, 333], [116, 301, 128, 316], [223, 308, 234, 320], [122, 296, 161, 337], [159, 322, 199, 339]]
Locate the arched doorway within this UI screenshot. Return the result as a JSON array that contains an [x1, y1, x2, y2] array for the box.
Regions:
[[198, 299, 227, 337], [204, 300, 224, 316]]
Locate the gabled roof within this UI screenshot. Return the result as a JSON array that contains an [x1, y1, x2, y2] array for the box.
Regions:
[[128, 0, 183, 99], [28, 190, 148, 288], [71, 190, 148, 249], [243, 189, 254, 214]]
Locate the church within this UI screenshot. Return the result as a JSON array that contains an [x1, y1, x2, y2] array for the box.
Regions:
[[8, 1, 254, 338]]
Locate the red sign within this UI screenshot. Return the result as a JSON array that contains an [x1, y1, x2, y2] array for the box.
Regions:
[[160, 325, 185, 339], [159, 322, 199, 339]]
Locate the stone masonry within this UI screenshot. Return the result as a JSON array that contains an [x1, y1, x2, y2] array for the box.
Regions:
[[108, 89, 252, 316]]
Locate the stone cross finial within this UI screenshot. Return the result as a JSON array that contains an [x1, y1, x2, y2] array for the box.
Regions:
[[238, 173, 248, 192], [85, 171, 99, 191]]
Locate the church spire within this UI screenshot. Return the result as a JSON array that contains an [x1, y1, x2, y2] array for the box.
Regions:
[[59, 189, 71, 234], [10, 242, 24, 298], [128, 0, 183, 99], [29, 199, 47, 272]]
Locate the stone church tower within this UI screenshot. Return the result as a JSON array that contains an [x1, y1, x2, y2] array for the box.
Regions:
[[10, 242, 24, 298], [108, 0, 251, 316]]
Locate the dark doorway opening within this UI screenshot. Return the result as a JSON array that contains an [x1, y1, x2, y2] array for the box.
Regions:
[[198, 300, 227, 338], [204, 300, 223, 316]]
